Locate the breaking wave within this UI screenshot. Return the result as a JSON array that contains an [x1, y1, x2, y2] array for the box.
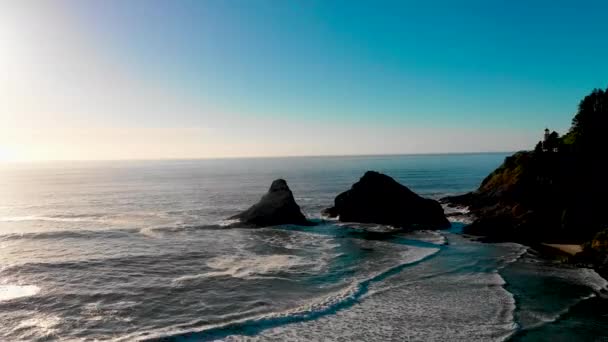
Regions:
[[132, 247, 441, 341]]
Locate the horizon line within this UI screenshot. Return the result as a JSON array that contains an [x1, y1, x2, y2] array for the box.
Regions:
[[0, 150, 517, 164]]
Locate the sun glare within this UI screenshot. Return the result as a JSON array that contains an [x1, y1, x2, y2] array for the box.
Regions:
[[0, 147, 19, 162]]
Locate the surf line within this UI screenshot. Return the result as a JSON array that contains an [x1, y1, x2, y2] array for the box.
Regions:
[[272, 222, 448, 249], [149, 247, 442, 342]]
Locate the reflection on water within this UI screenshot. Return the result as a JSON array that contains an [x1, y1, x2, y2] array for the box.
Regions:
[[0, 155, 605, 341], [0, 284, 40, 301]]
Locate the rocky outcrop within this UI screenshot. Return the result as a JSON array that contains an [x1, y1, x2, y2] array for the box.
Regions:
[[442, 87, 608, 244], [323, 171, 450, 229], [571, 228, 608, 279], [443, 150, 607, 242], [443, 151, 543, 241], [230, 179, 314, 227]]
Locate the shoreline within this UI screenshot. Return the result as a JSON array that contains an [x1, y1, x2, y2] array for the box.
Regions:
[[540, 243, 583, 256], [455, 220, 608, 283]]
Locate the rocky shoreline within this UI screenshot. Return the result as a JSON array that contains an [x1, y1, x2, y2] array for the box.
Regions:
[[440, 87, 608, 274], [229, 87, 608, 278]]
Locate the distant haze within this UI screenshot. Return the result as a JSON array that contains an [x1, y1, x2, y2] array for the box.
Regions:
[[2, 1, 607, 161]]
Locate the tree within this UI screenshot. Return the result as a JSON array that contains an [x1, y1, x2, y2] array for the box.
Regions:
[[534, 141, 543, 153], [544, 131, 560, 151], [569, 87, 608, 152]]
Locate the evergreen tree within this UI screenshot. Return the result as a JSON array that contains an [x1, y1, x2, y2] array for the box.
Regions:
[[569, 87, 608, 152]]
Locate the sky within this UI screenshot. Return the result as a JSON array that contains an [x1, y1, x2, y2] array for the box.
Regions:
[[1, 0, 607, 161]]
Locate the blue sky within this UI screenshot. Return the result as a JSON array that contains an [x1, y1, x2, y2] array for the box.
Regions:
[[2, 1, 607, 160]]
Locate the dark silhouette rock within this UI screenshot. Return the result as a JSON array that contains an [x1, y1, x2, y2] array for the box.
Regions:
[[442, 149, 607, 243], [230, 179, 314, 227], [323, 171, 451, 229], [573, 229, 608, 278], [438, 87, 608, 277]]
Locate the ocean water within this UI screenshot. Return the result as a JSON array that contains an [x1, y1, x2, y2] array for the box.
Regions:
[[0, 153, 607, 341]]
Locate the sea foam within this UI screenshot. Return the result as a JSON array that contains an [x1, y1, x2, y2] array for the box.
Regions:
[[173, 254, 315, 282], [135, 245, 441, 341]]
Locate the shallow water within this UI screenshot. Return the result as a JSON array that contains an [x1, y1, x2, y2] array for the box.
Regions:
[[0, 154, 606, 341]]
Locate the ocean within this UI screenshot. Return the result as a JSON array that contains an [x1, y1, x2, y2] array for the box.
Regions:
[[0, 153, 607, 341]]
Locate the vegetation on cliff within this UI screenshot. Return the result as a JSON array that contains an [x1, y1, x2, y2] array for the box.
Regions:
[[444, 87, 608, 246]]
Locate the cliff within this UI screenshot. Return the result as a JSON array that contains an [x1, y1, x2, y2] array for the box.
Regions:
[[443, 87, 608, 247]]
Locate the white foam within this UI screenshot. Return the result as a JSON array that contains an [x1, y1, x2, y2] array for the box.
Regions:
[[404, 230, 448, 245], [82, 300, 137, 323], [12, 313, 62, 339], [292, 259, 517, 342], [580, 268, 608, 292], [173, 254, 316, 282], [172, 229, 343, 284], [128, 280, 364, 341], [496, 243, 529, 269], [333, 222, 401, 233], [137, 245, 442, 341], [206, 254, 310, 279], [217, 218, 241, 227], [261, 229, 340, 252], [512, 255, 608, 332], [520, 293, 596, 331], [0, 284, 40, 301], [442, 204, 475, 224], [138, 227, 164, 239], [449, 215, 475, 224], [497, 273, 519, 342], [443, 205, 470, 215]]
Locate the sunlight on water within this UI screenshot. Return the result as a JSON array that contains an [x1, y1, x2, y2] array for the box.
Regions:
[[1, 155, 605, 341], [0, 284, 40, 301]]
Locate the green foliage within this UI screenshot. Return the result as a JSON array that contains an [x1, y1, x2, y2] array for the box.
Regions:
[[544, 131, 560, 151], [466, 86, 608, 244], [479, 151, 531, 192], [561, 131, 577, 145], [569, 87, 608, 152]]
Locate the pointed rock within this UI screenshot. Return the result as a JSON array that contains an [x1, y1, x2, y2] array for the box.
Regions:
[[230, 179, 314, 227], [323, 171, 450, 229]]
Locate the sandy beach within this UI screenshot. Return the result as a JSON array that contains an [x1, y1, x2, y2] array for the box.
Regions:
[[541, 243, 583, 256]]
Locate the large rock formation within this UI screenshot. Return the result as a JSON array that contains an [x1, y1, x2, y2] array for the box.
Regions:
[[443, 87, 608, 244], [229, 179, 314, 227], [323, 171, 451, 229], [575, 229, 608, 277], [443, 150, 606, 242]]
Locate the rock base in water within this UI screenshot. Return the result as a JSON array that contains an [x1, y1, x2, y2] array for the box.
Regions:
[[230, 179, 314, 227], [323, 171, 450, 229]]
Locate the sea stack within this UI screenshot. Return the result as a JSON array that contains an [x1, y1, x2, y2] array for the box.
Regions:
[[230, 179, 314, 227], [323, 171, 451, 229]]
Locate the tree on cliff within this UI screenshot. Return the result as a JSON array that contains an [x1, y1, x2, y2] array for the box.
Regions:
[[444, 86, 608, 243], [534, 131, 559, 153], [568, 87, 608, 152], [546, 131, 560, 151]]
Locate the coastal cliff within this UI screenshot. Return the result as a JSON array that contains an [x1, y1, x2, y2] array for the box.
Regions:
[[443, 87, 608, 253]]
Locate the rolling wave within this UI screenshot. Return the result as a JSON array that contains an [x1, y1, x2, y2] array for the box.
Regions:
[[134, 247, 441, 341], [172, 254, 317, 282]]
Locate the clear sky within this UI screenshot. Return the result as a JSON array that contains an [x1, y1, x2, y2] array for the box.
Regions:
[[2, 0, 607, 161]]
